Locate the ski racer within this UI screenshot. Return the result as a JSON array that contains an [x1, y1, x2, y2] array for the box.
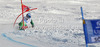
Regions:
[[19, 13, 34, 30]]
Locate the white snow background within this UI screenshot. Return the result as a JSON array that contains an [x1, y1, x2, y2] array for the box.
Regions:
[[0, 0, 100, 47]]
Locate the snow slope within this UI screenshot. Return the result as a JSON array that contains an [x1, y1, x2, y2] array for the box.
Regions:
[[0, 0, 100, 47]]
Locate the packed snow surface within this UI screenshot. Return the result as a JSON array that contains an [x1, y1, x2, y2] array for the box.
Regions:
[[0, 0, 100, 47]]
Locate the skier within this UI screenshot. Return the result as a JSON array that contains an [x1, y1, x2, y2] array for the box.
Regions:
[[19, 13, 34, 30]]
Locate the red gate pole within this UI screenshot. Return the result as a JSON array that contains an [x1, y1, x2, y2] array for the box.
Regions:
[[21, 0, 25, 29]]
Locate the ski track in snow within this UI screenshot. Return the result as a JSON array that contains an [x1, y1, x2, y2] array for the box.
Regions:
[[2, 33, 37, 47]]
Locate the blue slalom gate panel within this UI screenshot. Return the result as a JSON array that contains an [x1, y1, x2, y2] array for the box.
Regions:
[[84, 19, 100, 43]]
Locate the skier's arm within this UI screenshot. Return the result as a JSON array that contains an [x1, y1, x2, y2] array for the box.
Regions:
[[30, 20, 34, 27]]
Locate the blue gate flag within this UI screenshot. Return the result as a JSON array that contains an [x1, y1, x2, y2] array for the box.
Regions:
[[83, 19, 100, 44]]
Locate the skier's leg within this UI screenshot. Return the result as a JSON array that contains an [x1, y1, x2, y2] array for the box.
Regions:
[[21, 22, 28, 29], [24, 22, 28, 29], [18, 22, 23, 30]]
